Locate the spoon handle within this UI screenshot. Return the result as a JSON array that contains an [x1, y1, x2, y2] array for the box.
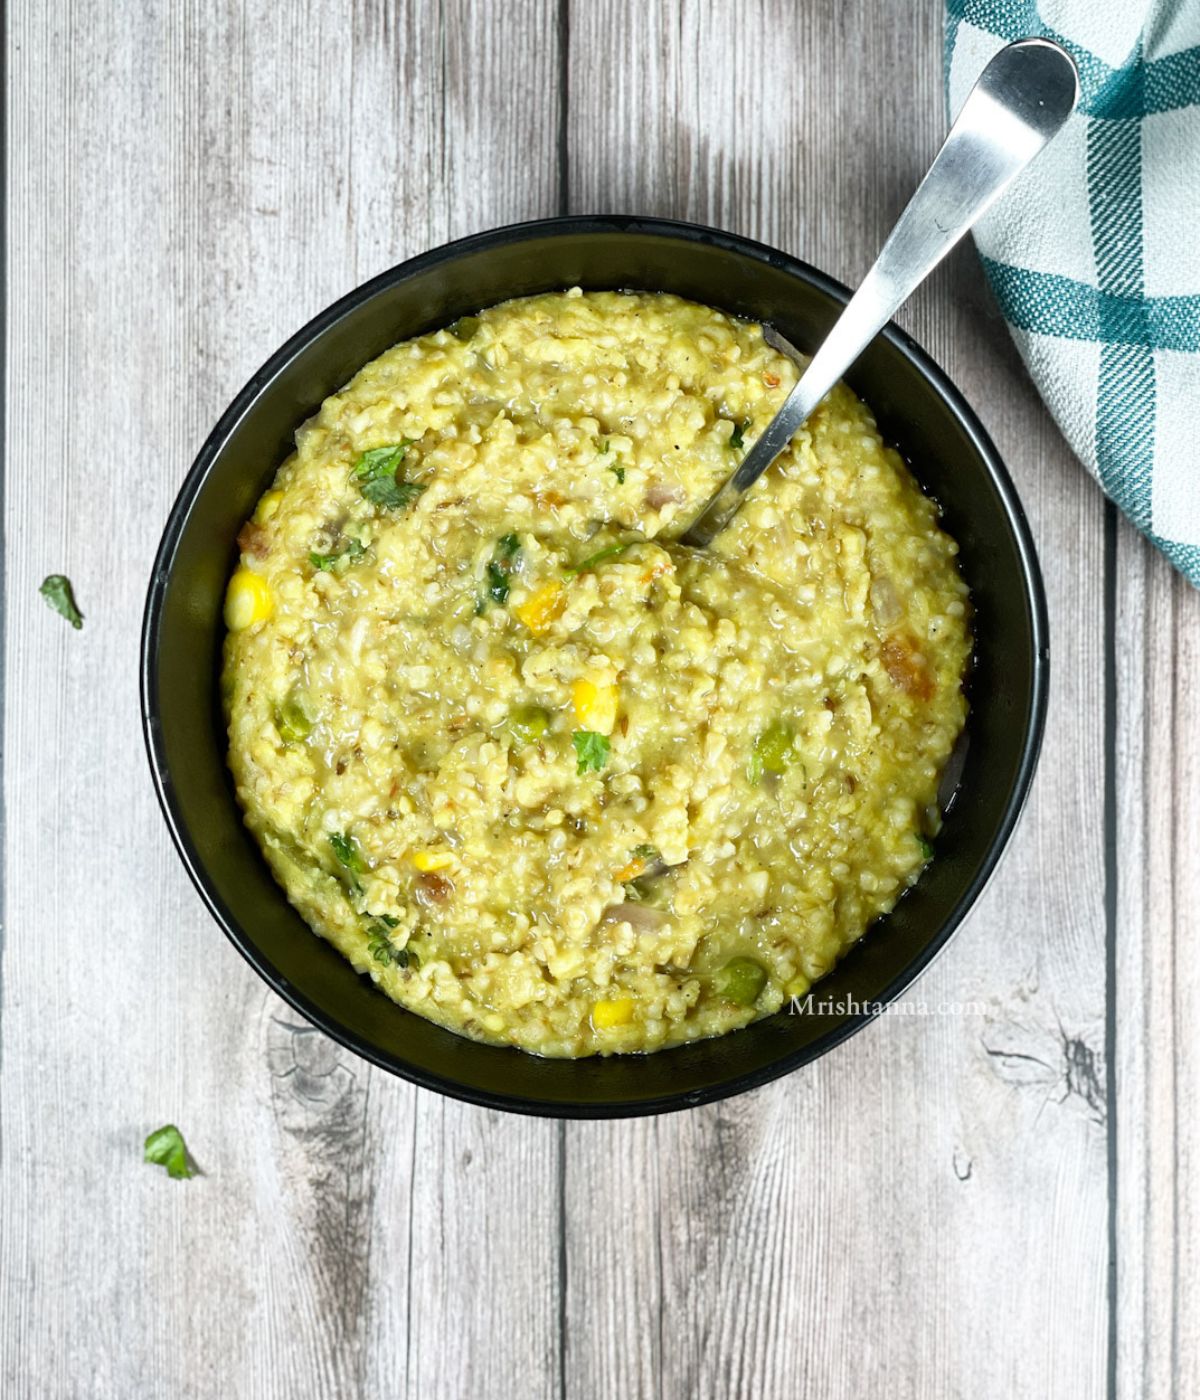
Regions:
[[681, 37, 1079, 548]]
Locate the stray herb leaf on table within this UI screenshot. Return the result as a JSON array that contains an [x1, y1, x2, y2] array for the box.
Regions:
[[144, 1124, 195, 1180], [39, 574, 83, 629]]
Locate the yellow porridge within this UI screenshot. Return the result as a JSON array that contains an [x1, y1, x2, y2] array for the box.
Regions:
[[223, 290, 970, 1056]]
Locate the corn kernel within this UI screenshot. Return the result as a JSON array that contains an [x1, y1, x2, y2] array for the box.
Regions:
[[592, 997, 635, 1029], [411, 849, 456, 872], [255, 490, 283, 523], [224, 568, 274, 630], [572, 677, 618, 735], [514, 580, 565, 635]]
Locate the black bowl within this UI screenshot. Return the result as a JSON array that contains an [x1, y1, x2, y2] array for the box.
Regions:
[[141, 216, 1048, 1117]]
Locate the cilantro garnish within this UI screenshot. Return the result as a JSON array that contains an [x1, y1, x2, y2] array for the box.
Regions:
[[728, 418, 751, 451], [330, 832, 365, 893], [367, 922, 418, 969], [353, 442, 425, 510], [309, 537, 367, 573], [478, 533, 522, 611], [564, 541, 634, 577], [573, 730, 611, 774]]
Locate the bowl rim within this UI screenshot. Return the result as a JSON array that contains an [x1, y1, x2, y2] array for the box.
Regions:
[[140, 213, 1050, 1117]]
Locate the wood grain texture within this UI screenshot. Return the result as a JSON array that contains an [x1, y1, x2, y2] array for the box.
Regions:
[[1113, 525, 1200, 1400], [1, 0, 1195, 1397]]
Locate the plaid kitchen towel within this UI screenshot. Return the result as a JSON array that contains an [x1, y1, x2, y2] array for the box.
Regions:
[[946, 1, 1200, 585]]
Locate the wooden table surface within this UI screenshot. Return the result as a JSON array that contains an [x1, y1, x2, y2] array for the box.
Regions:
[[3, 2, 1197, 1396]]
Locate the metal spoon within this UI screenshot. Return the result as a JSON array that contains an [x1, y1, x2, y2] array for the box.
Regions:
[[681, 37, 1079, 548]]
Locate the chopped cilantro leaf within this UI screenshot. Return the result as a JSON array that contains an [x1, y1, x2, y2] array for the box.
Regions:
[[485, 563, 510, 605], [917, 835, 935, 861], [367, 918, 418, 969], [608, 463, 626, 484], [564, 541, 634, 577], [355, 443, 408, 481], [622, 844, 664, 900], [40, 574, 83, 629], [478, 533, 522, 611], [367, 934, 390, 963], [728, 418, 751, 451], [330, 831, 365, 874], [364, 477, 425, 510], [573, 729, 611, 774], [144, 1124, 195, 1180], [353, 442, 425, 510], [309, 537, 367, 573]]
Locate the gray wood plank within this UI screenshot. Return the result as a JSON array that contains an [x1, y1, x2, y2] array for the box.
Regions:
[[564, 2, 1109, 1396], [1114, 528, 1200, 1399], [10, 1, 1194, 1397], [1, 2, 561, 1398]]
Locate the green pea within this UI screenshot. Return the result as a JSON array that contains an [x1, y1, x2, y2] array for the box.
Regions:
[[712, 956, 768, 1006], [749, 721, 795, 782], [509, 704, 551, 745], [276, 686, 316, 743]]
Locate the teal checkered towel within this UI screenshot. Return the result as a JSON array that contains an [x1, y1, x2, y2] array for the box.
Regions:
[[946, 2, 1200, 585]]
